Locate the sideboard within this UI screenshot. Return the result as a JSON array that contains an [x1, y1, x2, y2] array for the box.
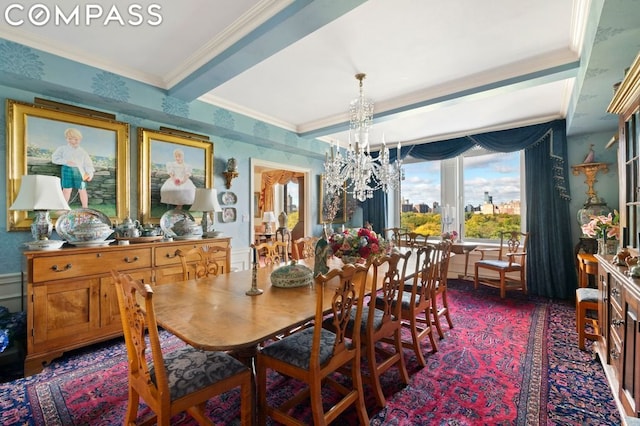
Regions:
[[22, 237, 231, 376], [596, 256, 640, 418]]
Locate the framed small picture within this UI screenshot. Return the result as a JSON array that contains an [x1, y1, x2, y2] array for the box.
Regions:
[[138, 128, 213, 224], [6, 99, 130, 231]]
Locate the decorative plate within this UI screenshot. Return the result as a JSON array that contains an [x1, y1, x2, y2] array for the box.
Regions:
[[222, 207, 236, 223], [160, 209, 194, 238], [221, 191, 237, 205], [173, 235, 203, 240], [55, 208, 112, 242], [69, 239, 115, 247], [24, 240, 65, 251]]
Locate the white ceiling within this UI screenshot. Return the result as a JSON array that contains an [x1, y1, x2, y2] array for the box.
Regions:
[[0, 0, 634, 150]]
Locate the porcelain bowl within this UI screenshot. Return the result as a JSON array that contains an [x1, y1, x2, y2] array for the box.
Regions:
[[68, 219, 113, 242]]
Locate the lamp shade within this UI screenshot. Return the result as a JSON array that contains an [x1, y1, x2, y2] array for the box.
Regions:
[[189, 188, 222, 212], [262, 211, 276, 223], [10, 175, 70, 211]]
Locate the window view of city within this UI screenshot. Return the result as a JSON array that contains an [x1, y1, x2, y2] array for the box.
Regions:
[[400, 151, 521, 240]]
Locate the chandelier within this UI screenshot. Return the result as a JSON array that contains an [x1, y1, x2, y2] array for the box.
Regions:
[[323, 73, 403, 202]]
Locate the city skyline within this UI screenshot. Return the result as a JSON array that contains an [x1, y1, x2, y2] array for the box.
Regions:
[[400, 151, 521, 207]]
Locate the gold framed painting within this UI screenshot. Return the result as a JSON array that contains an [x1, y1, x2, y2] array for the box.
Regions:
[[6, 99, 130, 231], [318, 174, 346, 224], [138, 128, 213, 225]]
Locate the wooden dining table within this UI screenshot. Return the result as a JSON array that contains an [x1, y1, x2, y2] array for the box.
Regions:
[[152, 258, 366, 357]]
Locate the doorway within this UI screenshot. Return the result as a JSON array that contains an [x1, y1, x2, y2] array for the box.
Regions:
[[251, 158, 311, 245]]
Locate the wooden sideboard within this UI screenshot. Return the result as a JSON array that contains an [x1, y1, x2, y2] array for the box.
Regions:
[[596, 257, 640, 418], [22, 237, 230, 376]]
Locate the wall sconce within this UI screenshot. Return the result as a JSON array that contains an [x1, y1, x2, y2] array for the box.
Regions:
[[222, 157, 239, 189]]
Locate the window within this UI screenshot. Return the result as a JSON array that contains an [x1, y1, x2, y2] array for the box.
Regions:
[[399, 149, 522, 241]]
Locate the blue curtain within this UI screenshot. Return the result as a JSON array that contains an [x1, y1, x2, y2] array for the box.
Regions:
[[361, 189, 387, 235], [387, 119, 575, 298]]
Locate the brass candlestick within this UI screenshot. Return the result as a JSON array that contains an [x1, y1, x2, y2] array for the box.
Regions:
[[246, 250, 263, 296]]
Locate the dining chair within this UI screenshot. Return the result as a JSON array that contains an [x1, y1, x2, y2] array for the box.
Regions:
[[256, 263, 370, 426], [431, 239, 454, 338], [111, 270, 252, 426], [474, 231, 529, 298], [397, 244, 441, 367], [252, 240, 289, 267], [176, 244, 227, 280], [404, 231, 429, 248], [576, 253, 599, 350], [291, 236, 319, 260], [355, 250, 412, 408]]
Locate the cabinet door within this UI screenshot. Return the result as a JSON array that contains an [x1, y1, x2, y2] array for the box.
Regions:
[[100, 270, 153, 331], [31, 278, 100, 347], [598, 266, 610, 360], [154, 265, 185, 285]]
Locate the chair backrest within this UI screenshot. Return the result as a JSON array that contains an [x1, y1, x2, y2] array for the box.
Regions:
[[292, 236, 319, 260], [497, 231, 529, 262], [112, 271, 169, 406], [407, 244, 442, 307], [370, 250, 412, 326], [314, 263, 370, 368], [383, 227, 407, 247], [435, 239, 453, 283], [405, 232, 429, 248], [176, 244, 226, 280], [252, 241, 289, 266]]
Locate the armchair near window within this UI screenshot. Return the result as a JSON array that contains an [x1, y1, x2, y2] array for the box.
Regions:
[[474, 231, 529, 298]]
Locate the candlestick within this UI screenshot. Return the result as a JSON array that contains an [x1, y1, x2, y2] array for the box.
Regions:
[[246, 258, 263, 296]]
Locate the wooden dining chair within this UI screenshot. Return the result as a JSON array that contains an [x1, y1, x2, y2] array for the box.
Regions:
[[398, 244, 441, 367], [252, 241, 289, 267], [404, 232, 429, 248], [291, 236, 319, 260], [431, 239, 454, 338], [474, 231, 529, 298], [176, 244, 227, 280], [256, 263, 370, 426], [111, 270, 252, 426], [355, 250, 412, 408]]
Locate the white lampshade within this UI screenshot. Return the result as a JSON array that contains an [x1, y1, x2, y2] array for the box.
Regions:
[[10, 175, 70, 211], [189, 188, 222, 212], [262, 211, 276, 223]]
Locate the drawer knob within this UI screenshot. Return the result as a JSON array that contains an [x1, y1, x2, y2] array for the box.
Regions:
[[165, 253, 177, 259], [51, 263, 72, 272], [610, 349, 620, 360], [124, 256, 139, 263], [611, 288, 620, 297], [612, 318, 624, 327]]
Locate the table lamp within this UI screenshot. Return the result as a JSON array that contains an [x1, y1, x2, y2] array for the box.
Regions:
[[189, 188, 222, 237], [9, 175, 71, 241], [262, 211, 276, 234]]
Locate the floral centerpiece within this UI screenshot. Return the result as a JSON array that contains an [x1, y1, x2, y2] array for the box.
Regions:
[[441, 230, 458, 241], [581, 210, 619, 255], [328, 227, 390, 264]]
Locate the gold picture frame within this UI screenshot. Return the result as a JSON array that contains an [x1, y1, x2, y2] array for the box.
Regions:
[[318, 174, 346, 224], [6, 99, 130, 231], [138, 128, 213, 225]]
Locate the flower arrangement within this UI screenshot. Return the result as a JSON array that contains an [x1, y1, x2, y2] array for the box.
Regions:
[[581, 210, 619, 240], [328, 227, 390, 262], [441, 230, 458, 241]]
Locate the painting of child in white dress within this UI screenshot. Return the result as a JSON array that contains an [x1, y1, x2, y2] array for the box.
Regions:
[[148, 138, 207, 216], [160, 148, 196, 209]]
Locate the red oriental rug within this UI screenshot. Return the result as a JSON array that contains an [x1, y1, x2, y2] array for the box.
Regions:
[[0, 280, 619, 425]]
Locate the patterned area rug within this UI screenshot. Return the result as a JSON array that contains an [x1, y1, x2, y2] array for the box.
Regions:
[[0, 280, 620, 425]]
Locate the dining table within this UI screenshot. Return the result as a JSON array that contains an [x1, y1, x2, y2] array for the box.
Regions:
[[152, 258, 371, 361]]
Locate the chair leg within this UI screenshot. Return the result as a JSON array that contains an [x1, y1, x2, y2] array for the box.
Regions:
[[499, 272, 506, 299], [309, 375, 326, 425], [577, 302, 586, 351], [125, 386, 139, 425], [257, 358, 268, 425], [394, 328, 410, 384], [366, 340, 386, 408], [441, 288, 454, 329], [352, 356, 370, 426], [474, 265, 480, 290], [431, 295, 444, 339]]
